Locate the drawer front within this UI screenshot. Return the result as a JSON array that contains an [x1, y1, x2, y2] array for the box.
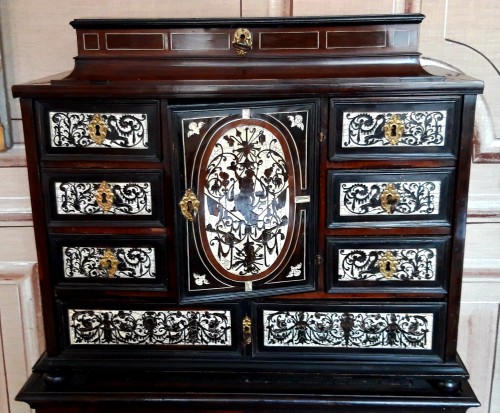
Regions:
[[255, 302, 445, 358], [329, 98, 460, 160], [325, 236, 450, 293], [326, 169, 454, 227], [43, 170, 164, 226], [61, 302, 240, 354], [50, 235, 168, 288], [36, 101, 161, 160]]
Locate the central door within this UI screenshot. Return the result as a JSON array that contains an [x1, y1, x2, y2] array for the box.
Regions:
[[170, 100, 319, 302]]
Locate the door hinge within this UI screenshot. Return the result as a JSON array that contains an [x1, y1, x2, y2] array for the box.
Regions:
[[316, 254, 323, 265], [318, 132, 326, 143]]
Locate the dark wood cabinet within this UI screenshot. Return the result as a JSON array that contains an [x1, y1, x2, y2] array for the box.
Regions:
[[13, 14, 483, 413]]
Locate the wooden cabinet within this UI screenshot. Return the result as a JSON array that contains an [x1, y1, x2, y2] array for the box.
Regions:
[[13, 14, 483, 412]]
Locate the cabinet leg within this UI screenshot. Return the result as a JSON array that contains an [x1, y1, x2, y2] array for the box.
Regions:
[[43, 372, 70, 386], [433, 379, 462, 393]]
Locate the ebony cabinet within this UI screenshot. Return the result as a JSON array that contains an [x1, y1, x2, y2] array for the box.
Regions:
[[13, 14, 483, 413]]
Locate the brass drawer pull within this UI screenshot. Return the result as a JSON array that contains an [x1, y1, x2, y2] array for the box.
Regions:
[[179, 189, 200, 222], [87, 114, 108, 144], [95, 181, 115, 212], [384, 114, 404, 145], [232, 28, 253, 56], [378, 251, 398, 279], [242, 315, 252, 346], [380, 183, 400, 214], [99, 248, 119, 278]]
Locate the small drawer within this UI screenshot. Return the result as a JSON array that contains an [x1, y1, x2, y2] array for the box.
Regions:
[[36, 100, 161, 160], [254, 301, 445, 359], [329, 97, 460, 160], [43, 170, 164, 226], [59, 301, 240, 354], [326, 168, 454, 228], [49, 234, 168, 289], [325, 236, 450, 293]]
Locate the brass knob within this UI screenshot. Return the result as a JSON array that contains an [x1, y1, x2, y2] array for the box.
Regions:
[[380, 183, 400, 214], [378, 251, 398, 279], [87, 114, 108, 144], [179, 189, 200, 222], [384, 114, 404, 145], [100, 248, 119, 278], [95, 181, 114, 212], [232, 28, 253, 56]]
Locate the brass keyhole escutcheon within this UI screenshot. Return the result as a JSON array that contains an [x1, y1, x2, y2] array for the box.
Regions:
[[87, 114, 108, 145], [100, 248, 119, 278], [232, 28, 253, 56], [383, 114, 404, 145], [242, 315, 252, 346], [380, 183, 400, 214], [179, 189, 200, 222], [95, 181, 115, 212], [378, 251, 398, 279]]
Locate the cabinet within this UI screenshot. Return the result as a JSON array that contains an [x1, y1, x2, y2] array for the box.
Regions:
[[13, 14, 483, 412]]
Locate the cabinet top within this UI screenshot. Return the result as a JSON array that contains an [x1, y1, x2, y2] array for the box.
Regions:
[[70, 14, 425, 29], [12, 14, 484, 97], [70, 13, 423, 60]]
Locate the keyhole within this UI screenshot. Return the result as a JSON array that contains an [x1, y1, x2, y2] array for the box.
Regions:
[[385, 261, 391, 272], [101, 193, 107, 203], [239, 34, 246, 42], [390, 124, 397, 137], [95, 124, 101, 136]]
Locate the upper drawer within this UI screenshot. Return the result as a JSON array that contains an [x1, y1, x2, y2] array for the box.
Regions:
[[49, 234, 169, 290], [42, 170, 164, 227], [35, 100, 161, 161], [329, 97, 461, 160], [326, 168, 454, 228]]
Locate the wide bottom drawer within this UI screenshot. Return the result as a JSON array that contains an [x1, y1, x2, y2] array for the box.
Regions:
[[56, 300, 445, 362]]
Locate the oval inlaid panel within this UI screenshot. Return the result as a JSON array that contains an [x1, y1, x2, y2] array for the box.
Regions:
[[198, 119, 295, 283]]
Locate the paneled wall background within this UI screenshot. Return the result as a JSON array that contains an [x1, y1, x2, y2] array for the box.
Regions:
[[0, 1, 498, 412]]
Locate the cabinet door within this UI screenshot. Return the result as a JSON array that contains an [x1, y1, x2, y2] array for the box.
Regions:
[[170, 100, 319, 302]]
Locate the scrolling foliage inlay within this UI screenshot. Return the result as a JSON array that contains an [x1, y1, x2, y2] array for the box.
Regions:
[[50, 112, 149, 148], [63, 246, 156, 279], [338, 248, 437, 281], [264, 310, 433, 350], [69, 309, 232, 346], [342, 111, 447, 148]]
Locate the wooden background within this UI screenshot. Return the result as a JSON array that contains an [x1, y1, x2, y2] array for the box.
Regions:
[[0, 1, 498, 412]]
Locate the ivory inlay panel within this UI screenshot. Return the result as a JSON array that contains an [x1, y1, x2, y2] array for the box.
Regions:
[[263, 310, 434, 350], [49, 111, 149, 149], [339, 181, 441, 216], [55, 181, 152, 216], [68, 309, 232, 346], [342, 110, 447, 148], [338, 247, 437, 281], [62, 246, 156, 279]]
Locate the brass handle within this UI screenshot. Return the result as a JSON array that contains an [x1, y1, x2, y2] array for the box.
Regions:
[[232, 28, 253, 56], [242, 315, 252, 346], [95, 181, 114, 212], [383, 114, 404, 145], [100, 248, 119, 278], [378, 251, 398, 279], [87, 114, 108, 144], [380, 183, 400, 214], [179, 189, 200, 222]]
